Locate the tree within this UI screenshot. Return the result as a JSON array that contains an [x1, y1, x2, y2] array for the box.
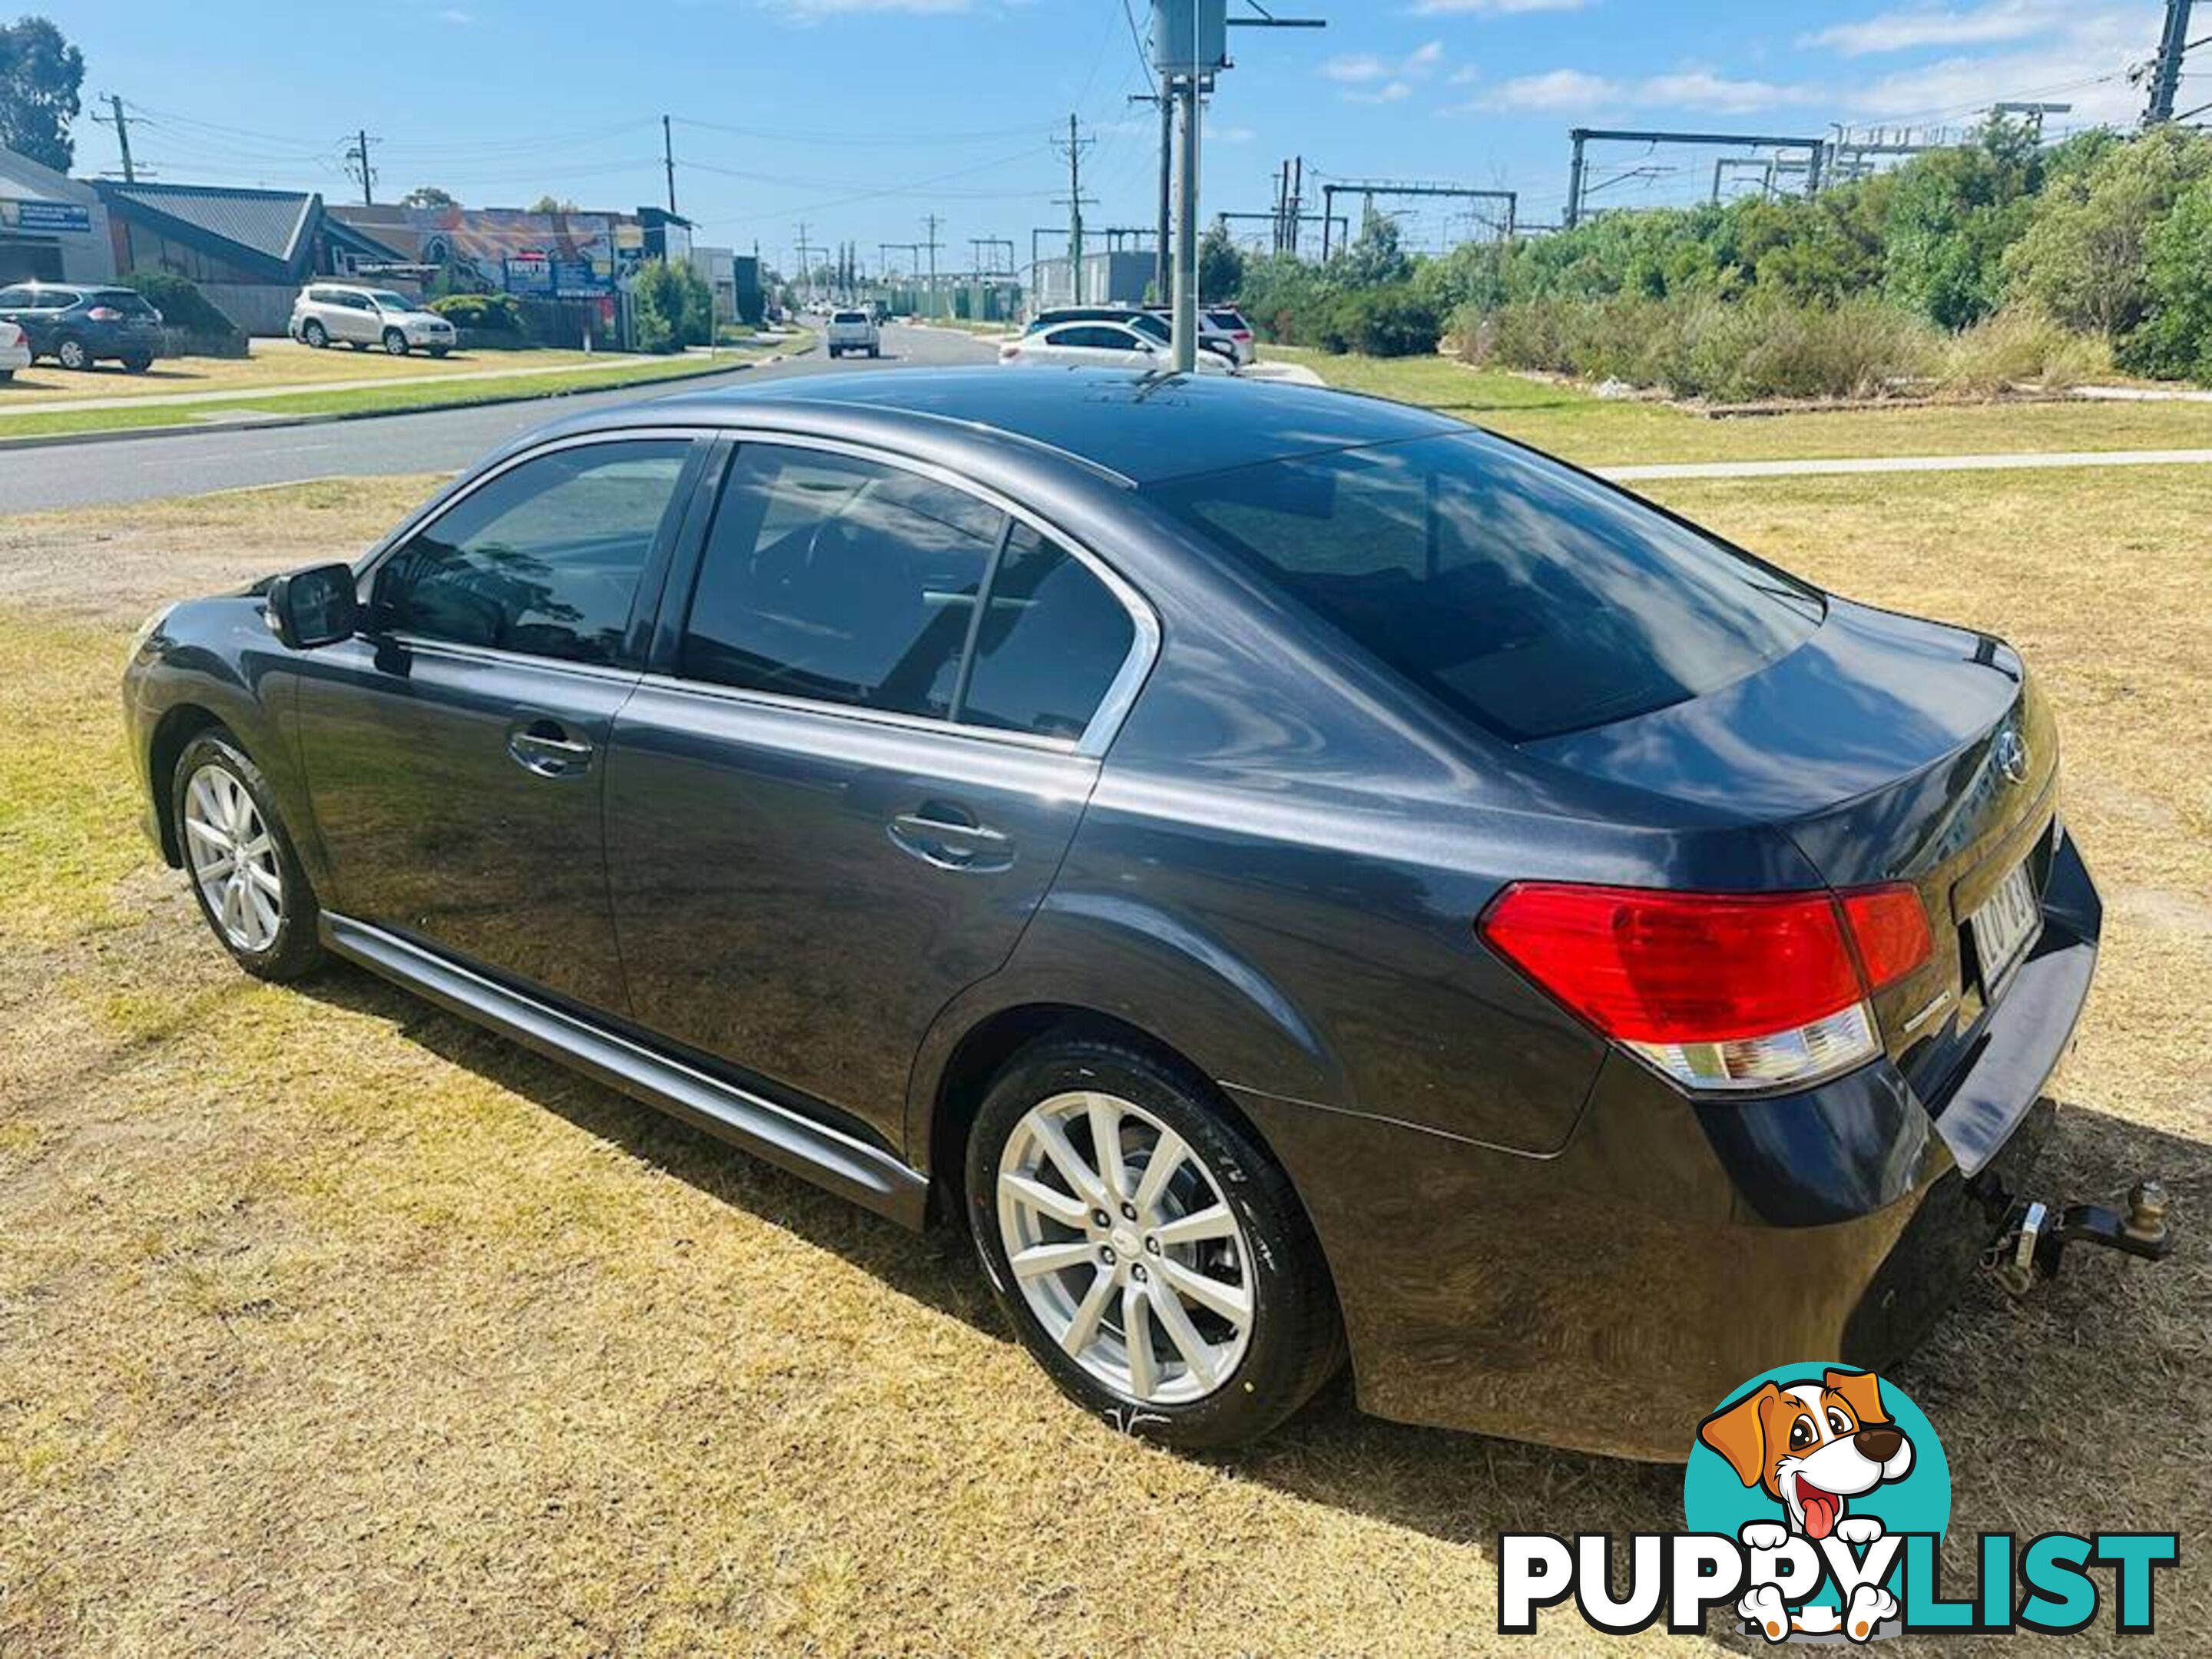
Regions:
[[527, 194, 579, 215], [2003, 124, 2212, 337], [1338, 212, 1412, 288], [628, 257, 714, 353], [0, 15, 84, 171], [1196, 224, 1245, 303], [2114, 173, 2212, 382], [1881, 118, 2043, 329], [402, 186, 458, 209]]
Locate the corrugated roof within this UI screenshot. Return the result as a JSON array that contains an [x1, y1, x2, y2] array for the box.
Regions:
[[98, 182, 317, 270]]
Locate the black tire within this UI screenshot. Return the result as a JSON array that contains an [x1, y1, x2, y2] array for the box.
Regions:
[[0, 369, 12, 383], [122, 353, 154, 373], [965, 1037, 1343, 1449], [55, 335, 89, 371], [302, 319, 328, 348], [382, 328, 409, 356], [428, 344, 450, 359], [170, 730, 327, 983]]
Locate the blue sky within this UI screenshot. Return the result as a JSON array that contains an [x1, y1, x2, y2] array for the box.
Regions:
[[58, 1, 2173, 273]]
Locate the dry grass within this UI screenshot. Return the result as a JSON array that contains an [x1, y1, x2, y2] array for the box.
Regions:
[[1, 469, 2207, 1655], [1275, 348, 2212, 467]]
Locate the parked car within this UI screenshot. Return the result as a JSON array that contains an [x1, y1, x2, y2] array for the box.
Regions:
[[0, 319, 28, 381], [290, 283, 455, 356], [1143, 303, 1254, 366], [0, 282, 164, 373], [124, 369, 2126, 1458], [824, 309, 882, 359], [1002, 320, 1233, 373]]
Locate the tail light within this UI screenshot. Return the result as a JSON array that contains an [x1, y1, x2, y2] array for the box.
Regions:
[[87, 306, 124, 321], [1478, 881, 1932, 1092]]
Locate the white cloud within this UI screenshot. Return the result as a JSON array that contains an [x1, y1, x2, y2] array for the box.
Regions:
[[1472, 67, 1624, 110], [1410, 0, 1590, 14], [434, 5, 473, 19], [1349, 81, 1417, 104], [1323, 53, 1391, 84], [1638, 69, 1823, 113], [1212, 124, 1257, 144], [1404, 39, 1447, 70], [1839, 7, 2155, 124], [761, 0, 973, 16], [1803, 1, 2058, 58]]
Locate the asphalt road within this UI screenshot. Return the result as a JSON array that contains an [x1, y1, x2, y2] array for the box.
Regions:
[[0, 324, 998, 514]]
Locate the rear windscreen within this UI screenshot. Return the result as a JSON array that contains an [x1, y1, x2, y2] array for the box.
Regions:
[[833, 311, 869, 323], [1148, 433, 1823, 741]]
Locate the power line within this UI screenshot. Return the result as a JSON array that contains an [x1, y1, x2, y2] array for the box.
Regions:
[[343, 129, 379, 207], [91, 93, 137, 183]]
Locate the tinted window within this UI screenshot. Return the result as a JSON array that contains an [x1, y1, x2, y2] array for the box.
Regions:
[[1050, 326, 1143, 351], [1151, 433, 1823, 741], [682, 447, 1002, 717], [92, 290, 157, 314], [960, 524, 1134, 741], [0, 286, 31, 307], [373, 439, 690, 665], [833, 310, 869, 324]]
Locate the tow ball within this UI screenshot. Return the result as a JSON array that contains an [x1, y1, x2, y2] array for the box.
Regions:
[[1982, 1179, 2174, 1296]]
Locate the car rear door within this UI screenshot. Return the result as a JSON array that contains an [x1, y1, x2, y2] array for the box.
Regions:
[[603, 437, 1152, 1147], [293, 432, 707, 1014]]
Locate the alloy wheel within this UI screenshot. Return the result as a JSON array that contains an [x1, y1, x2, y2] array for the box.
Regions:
[[183, 763, 283, 952], [57, 338, 88, 370], [995, 1090, 1253, 1406]]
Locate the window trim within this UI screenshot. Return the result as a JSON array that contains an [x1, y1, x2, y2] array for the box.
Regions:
[[356, 429, 705, 674], [657, 429, 1158, 760]]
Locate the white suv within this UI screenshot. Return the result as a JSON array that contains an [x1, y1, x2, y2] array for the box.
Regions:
[[824, 309, 882, 359], [290, 284, 456, 357]]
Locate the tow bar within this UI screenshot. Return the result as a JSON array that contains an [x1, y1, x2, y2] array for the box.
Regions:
[[1982, 1179, 2174, 1296]]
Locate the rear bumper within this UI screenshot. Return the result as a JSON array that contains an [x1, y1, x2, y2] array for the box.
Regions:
[[1233, 827, 2101, 1462]]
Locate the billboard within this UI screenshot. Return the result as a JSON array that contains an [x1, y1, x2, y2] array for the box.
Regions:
[[1, 197, 94, 234]]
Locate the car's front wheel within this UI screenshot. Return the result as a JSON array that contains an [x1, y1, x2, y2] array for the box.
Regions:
[[966, 1038, 1343, 1449], [382, 329, 409, 356], [172, 730, 327, 982]]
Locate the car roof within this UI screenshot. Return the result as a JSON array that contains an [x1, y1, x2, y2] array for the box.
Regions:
[[625, 366, 1462, 487]]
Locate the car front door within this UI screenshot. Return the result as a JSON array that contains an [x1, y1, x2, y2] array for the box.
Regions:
[[292, 433, 705, 1013], [603, 439, 1150, 1147]]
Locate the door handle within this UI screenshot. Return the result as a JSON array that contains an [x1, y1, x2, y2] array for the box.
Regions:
[[507, 718, 594, 778], [888, 808, 1014, 872]]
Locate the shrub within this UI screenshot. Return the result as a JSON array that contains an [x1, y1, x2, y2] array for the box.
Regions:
[[629, 259, 714, 353], [2114, 174, 2212, 385], [1469, 290, 1936, 402], [1937, 306, 2108, 396], [1313, 284, 1442, 358], [429, 292, 527, 336], [2002, 124, 2212, 337], [118, 270, 237, 336]]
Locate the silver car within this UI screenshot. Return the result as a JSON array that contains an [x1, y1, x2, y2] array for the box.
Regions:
[[290, 283, 456, 356]]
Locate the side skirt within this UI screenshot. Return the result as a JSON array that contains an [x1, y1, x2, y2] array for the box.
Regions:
[[320, 912, 931, 1229]]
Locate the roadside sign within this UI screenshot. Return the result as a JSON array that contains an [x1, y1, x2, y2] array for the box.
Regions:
[[1, 198, 94, 234]]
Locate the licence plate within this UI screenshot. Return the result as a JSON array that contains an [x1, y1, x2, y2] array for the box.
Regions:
[[1969, 859, 2041, 989]]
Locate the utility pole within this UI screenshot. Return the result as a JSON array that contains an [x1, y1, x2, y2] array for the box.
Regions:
[[794, 222, 817, 304], [94, 94, 137, 184], [921, 214, 945, 317], [1171, 75, 1202, 370], [1051, 114, 1096, 304], [2143, 0, 2197, 123], [662, 114, 678, 214], [344, 129, 379, 207]]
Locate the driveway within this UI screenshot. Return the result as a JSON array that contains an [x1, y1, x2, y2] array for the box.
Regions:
[[0, 325, 995, 513]]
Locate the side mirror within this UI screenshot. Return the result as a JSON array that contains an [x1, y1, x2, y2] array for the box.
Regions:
[[266, 562, 359, 651]]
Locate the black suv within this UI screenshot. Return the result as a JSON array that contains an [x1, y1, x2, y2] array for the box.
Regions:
[[0, 282, 165, 372]]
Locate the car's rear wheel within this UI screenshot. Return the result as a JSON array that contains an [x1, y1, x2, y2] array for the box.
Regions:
[[428, 344, 450, 358], [302, 319, 328, 348], [965, 1038, 1342, 1448], [172, 730, 327, 982], [382, 328, 409, 356], [122, 353, 153, 373], [55, 336, 89, 371]]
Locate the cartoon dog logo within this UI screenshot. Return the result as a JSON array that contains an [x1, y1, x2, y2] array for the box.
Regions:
[[1698, 1368, 1916, 1642]]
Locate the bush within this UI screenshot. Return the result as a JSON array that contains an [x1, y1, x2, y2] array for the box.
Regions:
[[2118, 174, 2212, 384], [1313, 284, 1442, 358], [2003, 124, 2212, 337], [1468, 290, 1936, 402], [1937, 306, 2108, 396], [428, 292, 527, 336], [117, 270, 236, 336], [629, 258, 714, 353]]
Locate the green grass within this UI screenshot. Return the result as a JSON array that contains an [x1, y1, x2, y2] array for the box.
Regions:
[[1272, 347, 2212, 466], [0, 349, 791, 444]]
